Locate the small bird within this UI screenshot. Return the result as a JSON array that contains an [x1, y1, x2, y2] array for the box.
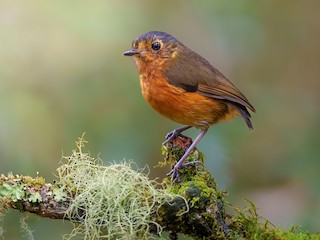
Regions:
[[124, 31, 255, 181]]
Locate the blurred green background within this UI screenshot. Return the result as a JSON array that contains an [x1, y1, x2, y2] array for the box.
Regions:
[[0, 0, 319, 239]]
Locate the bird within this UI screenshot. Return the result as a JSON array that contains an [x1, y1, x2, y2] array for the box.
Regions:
[[123, 31, 255, 181]]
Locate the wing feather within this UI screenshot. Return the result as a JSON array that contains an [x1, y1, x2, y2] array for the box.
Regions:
[[165, 47, 255, 112]]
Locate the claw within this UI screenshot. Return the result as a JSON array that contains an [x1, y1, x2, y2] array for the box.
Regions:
[[162, 129, 178, 147], [162, 126, 192, 147], [166, 161, 200, 182], [165, 131, 175, 140], [166, 166, 181, 182]]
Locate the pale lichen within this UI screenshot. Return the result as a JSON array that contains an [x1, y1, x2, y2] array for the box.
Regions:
[[57, 135, 188, 240]]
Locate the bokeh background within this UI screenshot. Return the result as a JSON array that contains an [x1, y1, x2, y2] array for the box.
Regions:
[[0, 0, 319, 239]]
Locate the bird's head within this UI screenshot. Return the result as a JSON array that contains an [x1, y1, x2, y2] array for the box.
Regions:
[[123, 31, 184, 72]]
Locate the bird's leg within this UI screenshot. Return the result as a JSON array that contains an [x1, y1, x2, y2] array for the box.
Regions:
[[167, 129, 207, 182], [162, 125, 192, 147]]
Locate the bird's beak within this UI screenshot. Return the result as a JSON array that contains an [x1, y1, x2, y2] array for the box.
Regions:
[[123, 48, 140, 56]]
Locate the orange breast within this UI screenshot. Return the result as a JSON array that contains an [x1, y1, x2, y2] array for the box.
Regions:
[[140, 73, 238, 130]]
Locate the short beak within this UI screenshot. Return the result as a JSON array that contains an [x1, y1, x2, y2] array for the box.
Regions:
[[123, 48, 140, 56]]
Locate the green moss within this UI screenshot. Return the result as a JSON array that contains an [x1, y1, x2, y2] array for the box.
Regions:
[[158, 140, 230, 239], [228, 201, 320, 239], [160, 137, 320, 239], [20, 175, 46, 188]]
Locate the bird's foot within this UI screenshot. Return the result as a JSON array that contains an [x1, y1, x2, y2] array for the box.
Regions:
[[166, 161, 200, 182], [162, 126, 192, 149], [162, 129, 182, 148], [166, 164, 182, 182]]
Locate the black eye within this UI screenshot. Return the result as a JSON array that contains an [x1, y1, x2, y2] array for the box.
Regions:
[[151, 41, 161, 51]]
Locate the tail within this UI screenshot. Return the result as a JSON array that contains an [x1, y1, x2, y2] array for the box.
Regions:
[[234, 103, 254, 130]]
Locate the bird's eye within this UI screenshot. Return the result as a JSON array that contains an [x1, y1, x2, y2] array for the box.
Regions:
[[151, 41, 161, 51]]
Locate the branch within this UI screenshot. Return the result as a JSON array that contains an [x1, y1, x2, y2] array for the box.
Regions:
[[0, 135, 318, 239], [0, 175, 68, 219]]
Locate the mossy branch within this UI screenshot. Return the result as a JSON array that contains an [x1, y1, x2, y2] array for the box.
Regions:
[[0, 135, 319, 239], [0, 174, 69, 220]]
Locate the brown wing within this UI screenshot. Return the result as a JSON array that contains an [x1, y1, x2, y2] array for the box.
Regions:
[[165, 48, 256, 112]]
